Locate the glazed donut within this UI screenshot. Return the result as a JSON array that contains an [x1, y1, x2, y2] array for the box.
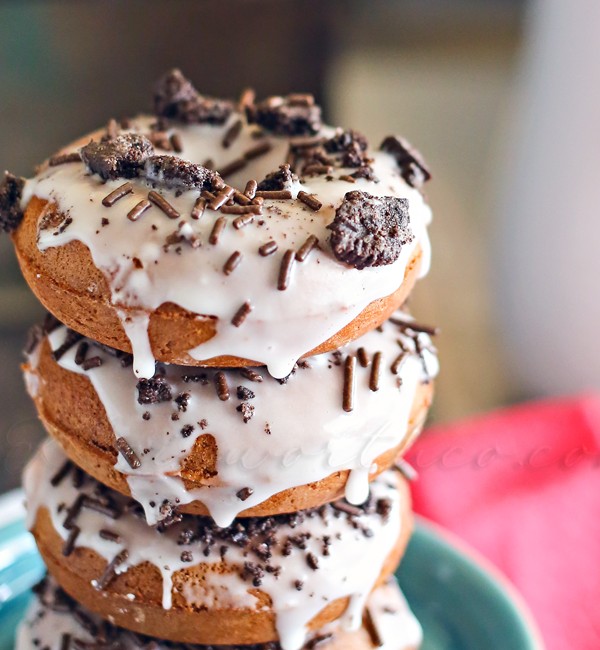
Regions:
[[25, 440, 412, 648], [17, 576, 423, 650], [8, 70, 433, 379], [23, 312, 437, 526]]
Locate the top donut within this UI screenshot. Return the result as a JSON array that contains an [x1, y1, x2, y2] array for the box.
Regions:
[[4, 69, 433, 378]]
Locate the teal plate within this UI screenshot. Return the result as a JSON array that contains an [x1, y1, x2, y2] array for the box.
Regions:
[[0, 490, 544, 649]]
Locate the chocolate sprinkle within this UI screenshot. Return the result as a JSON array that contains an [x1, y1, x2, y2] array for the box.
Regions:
[[81, 356, 103, 371], [223, 251, 243, 275], [390, 316, 439, 336], [148, 190, 180, 219], [363, 607, 385, 647], [0, 172, 25, 233], [369, 351, 382, 392], [99, 529, 122, 543], [297, 191, 322, 212], [244, 179, 258, 199], [215, 371, 230, 401], [116, 437, 141, 469], [231, 301, 253, 327], [234, 214, 256, 229], [357, 347, 369, 368], [218, 157, 247, 177], [101, 182, 133, 208], [241, 368, 263, 383], [255, 189, 292, 200], [244, 140, 272, 161], [62, 526, 80, 557], [50, 461, 72, 488], [259, 241, 278, 256], [295, 235, 318, 262], [127, 199, 151, 222], [343, 355, 356, 412], [328, 190, 413, 270], [95, 550, 129, 590], [222, 119, 243, 148], [209, 216, 227, 244], [277, 249, 295, 290]]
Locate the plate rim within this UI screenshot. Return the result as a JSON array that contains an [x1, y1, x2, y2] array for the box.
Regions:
[[411, 515, 545, 650]]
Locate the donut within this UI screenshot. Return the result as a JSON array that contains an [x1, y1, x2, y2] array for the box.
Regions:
[[23, 312, 437, 526], [7, 69, 433, 379], [25, 440, 412, 648], [17, 576, 423, 650]]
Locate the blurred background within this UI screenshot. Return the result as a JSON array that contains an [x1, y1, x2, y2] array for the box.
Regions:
[[0, 0, 595, 491]]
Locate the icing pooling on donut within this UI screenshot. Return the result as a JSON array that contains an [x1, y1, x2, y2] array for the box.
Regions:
[[26, 313, 437, 527], [22, 114, 432, 379], [16, 576, 422, 650], [24, 440, 404, 650]]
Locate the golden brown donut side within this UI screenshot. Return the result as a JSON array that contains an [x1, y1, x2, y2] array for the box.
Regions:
[[13, 197, 422, 367], [30, 482, 412, 645], [25, 338, 432, 517]]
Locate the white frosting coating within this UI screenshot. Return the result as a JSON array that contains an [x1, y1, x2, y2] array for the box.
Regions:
[[22, 114, 432, 379], [24, 440, 404, 650], [29, 314, 437, 527], [16, 576, 422, 650]]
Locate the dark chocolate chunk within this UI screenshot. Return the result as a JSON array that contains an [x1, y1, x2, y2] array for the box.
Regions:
[[327, 190, 413, 270], [247, 95, 322, 136], [256, 164, 297, 191], [80, 134, 154, 180], [380, 135, 431, 188], [153, 69, 233, 125], [136, 377, 172, 404], [143, 155, 218, 192], [0, 172, 25, 233]]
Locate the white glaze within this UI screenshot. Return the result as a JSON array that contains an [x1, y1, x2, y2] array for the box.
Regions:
[[22, 114, 432, 379], [16, 576, 422, 650], [28, 313, 437, 527], [24, 440, 404, 650]]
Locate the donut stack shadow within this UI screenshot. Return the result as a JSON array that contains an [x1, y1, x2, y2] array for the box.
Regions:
[[4, 70, 438, 650]]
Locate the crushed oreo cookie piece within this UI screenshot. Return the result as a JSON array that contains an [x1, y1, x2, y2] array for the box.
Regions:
[[257, 164, 297, 191], [143, 155, 218, 192], [154, 69, 233, 125], [328, 190, 413, 270], [80, 134, 154, 180], [236, 402, 255, 423], [380, 135, 431, 188], [136, 376, 172, 404], [0, 172, 25, 233], [324, 129, 368, 154], [247, 95, 322, 136]]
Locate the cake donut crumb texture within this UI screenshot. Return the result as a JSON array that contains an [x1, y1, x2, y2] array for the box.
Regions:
[[23, 311, 436, 526], [8, 69, 432, 379], [16, 575, 422, 650], [25, 440, 411, 649]]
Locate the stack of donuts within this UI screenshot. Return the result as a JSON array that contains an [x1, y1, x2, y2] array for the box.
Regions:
[[2, 70, 438, 650]]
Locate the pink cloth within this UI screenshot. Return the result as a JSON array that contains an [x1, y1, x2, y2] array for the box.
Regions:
[[407, 394, 600, 650]]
